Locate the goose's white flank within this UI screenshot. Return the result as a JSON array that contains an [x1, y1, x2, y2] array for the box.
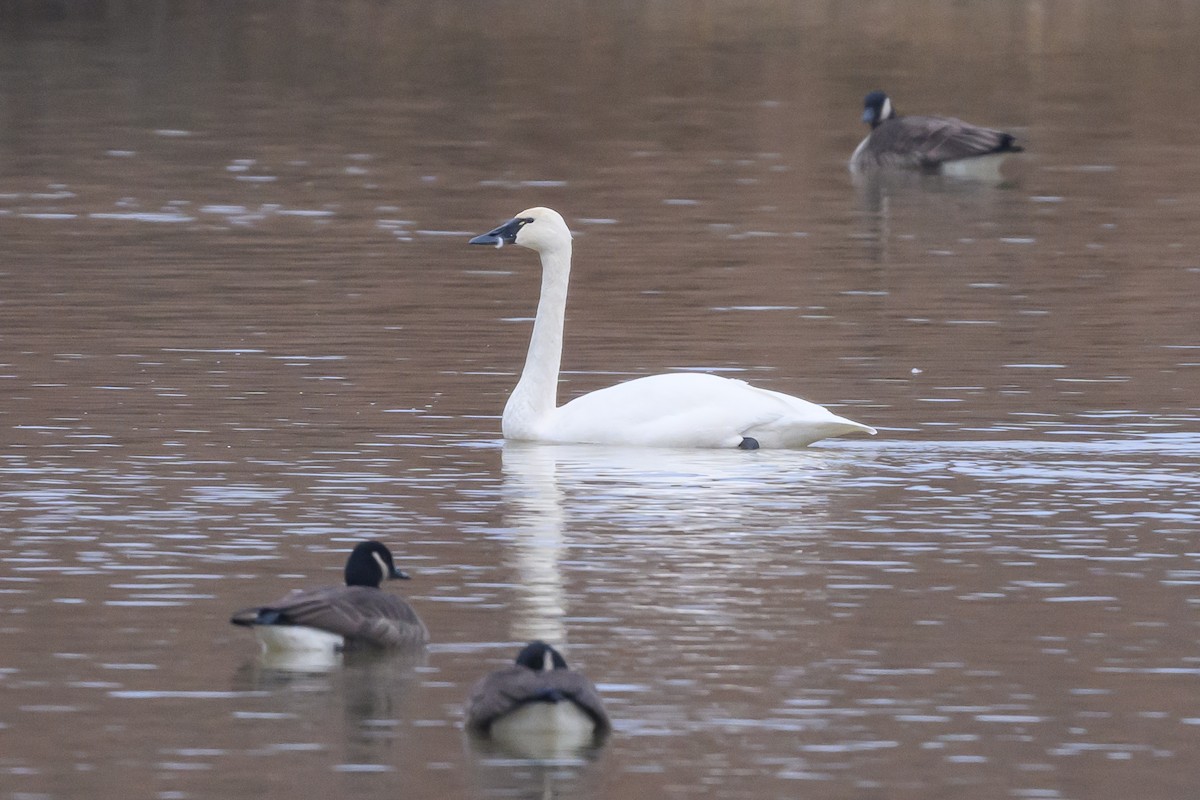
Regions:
[[469, 207, 876, 449]]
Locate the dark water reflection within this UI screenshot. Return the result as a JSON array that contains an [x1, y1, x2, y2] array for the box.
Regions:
[[2, 2, 1199, 799]]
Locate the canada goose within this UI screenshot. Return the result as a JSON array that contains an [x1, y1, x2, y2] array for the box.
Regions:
[[468, 207, 876, 448], [230, 541, 428, 653], [465, 641, 610, 752], [850, 90, 1024, 174]]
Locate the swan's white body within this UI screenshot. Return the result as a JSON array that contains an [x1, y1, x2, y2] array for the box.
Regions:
[[507, 371, 871, 448], [472, 207, 875, 449]]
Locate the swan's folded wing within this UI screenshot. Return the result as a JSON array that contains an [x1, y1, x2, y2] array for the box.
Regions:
[[552, 373, 773, 447], [552, 373, 870, 448]]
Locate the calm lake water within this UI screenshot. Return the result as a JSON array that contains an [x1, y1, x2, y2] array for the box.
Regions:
[[2, 1, 1198, 799]]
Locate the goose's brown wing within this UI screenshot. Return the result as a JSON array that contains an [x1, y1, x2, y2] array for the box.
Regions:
[[231, 586, 428, 648], [867, 116, 1020, 168], [465, 666, 610, 733]]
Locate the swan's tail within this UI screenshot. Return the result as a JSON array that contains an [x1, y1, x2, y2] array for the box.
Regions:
[[749, 413, 876, 448], [807, 416, 876, 444], [831, 416, 877, 437]]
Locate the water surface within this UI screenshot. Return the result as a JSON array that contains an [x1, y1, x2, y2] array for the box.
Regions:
[[1, 2, 1198, 799]]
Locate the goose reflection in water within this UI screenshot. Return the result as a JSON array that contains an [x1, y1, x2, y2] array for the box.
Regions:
[[851, 166, 1027, 268], [232, 647, 427, 763]]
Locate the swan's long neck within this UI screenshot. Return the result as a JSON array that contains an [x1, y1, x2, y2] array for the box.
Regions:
[[504, 243, 572, 438]]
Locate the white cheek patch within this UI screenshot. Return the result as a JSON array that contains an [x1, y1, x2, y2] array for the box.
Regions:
[[494, 239, 505, 249], [881, 97, 893, 120], [542, 649, 554, 672], [372, 551, 389, 580]]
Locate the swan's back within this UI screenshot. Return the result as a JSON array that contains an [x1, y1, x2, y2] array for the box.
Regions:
[[532, 372, 874, 448]]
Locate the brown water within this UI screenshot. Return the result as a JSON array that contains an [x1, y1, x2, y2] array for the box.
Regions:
[[2, 2, 1199, 799]]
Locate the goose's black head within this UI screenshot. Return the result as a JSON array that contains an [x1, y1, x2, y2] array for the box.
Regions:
[[862, 90, 896, 128], [514, 640, 569, 672], [344, 541, 410, 588]]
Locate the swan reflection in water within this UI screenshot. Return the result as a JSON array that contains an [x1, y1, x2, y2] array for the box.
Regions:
[[497, 442, 854, 680], [498, 440, 855, 645]]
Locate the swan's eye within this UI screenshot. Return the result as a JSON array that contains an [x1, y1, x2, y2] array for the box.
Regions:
[[518, 217, 534, 226]]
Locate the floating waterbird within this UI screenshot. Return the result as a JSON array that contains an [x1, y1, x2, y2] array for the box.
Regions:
[[465, 640, 610, 753], [230, 541, 428, 653], [468, 207, 876, 448], [851, 90, 1024, 175]]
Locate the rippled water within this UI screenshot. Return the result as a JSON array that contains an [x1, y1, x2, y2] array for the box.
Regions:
[[2, 2, 1199, 799]]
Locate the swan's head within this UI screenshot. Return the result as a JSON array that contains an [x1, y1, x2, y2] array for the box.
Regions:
[[862, 90, 894, 128], [469, 207, 572, 253]]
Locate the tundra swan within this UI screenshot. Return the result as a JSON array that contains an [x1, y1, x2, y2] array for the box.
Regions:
[[469, 207, 876, 448]]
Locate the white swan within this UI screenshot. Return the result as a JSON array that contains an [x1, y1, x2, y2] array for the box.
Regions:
[[468, 207, 876, 449]]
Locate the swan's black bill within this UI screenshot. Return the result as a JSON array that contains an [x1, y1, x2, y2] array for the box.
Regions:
[[469, 217, 529, 248]]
